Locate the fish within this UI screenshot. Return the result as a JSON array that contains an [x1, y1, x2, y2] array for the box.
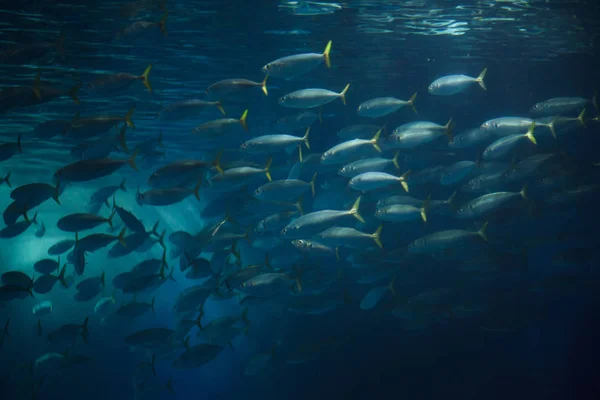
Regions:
[[47, 317, 89, 345], [136, 183, 201, 206], [32, 301, 53, 317], [279, 84, 350, 109], [0, 134, 23, 162], [530, 95, 594, 116], [57, 212, 115, 232], [357, 93, 417, 118], [206, 78, 268, 98], [428, 68, 487, 95], [456, 184, 528, 219], [172, 343, 224, 369], [159, 99, 225, 120], [241, 127, 310, 154], [53, 153, 138, 184], [192, 110, 249, 138], [316, 225, 383, 249], [482, 123, 537, 161], [348, 171, 410, 193], [262, 40, 331, 79], [87, 64, 153, 93], [360, 277, 396, 310], [321, 129, 381, 165]]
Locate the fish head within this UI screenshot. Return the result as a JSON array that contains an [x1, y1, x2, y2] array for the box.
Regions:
[[280, 225, 296, 237], [530, 102, 546, 114], [338, 165, 351, 176], [427, 82, 439, 93], [261, 61, 281, 76], [240, 280, 257, 289], [278, 95, 288, 105], [374, 207, 386, 218], [253, 186, 263, 198], [321, 151, 332, 163], [466, 177, 482, 191], [408, 237, 425, 251], [291, 239, 310, 250], [255, 220, 265, 234], [480, 120, 497, 131]]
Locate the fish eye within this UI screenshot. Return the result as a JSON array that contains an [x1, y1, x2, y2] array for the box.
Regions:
[[265, 64, 271, 69]]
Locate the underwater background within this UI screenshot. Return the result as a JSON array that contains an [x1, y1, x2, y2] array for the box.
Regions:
[[1, 1, 600, 399]]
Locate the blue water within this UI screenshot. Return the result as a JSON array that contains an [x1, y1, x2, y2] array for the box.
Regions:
[[1, 1, 600, 399]]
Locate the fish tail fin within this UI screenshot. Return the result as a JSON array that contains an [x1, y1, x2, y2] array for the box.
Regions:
[[3, 319, 9, 337], [56, 32, 66, 56], [520, 183, 529, 200], [592, 90, 598, 111], [165, 376, 175, 394], [150, 353, 157, 377], [302, 126, 311, 149], [117, 227, 127, 247], [241, 307, 250, 328], [69, 82, 81, 105], [260, 75, 268, 96], [1, 171, 11, 188], [240, 109, 249, 131], [350, 196, 365, 223], [118, 124, 130, 153], [16, 134, 23, 153], [408, 92, 418, 114], [264, 252, 272, 270], [158, 11, 168, 36], [388, 276, 397, 295], [444, 118, 454, 141], [526, 122, 537, 145], [339, 83, 350, 105], [53, 182, 61, 205], [478, 221, 489, 242], [58, 264, 68, 288], [294, 276, 302, 293], [119, 178, 127, 192], [100, 271, 106, 287], [193, 179, 201, 201], [547, 117, 557, 139], [141, 64, 152, 92], [323, 40, 332, 68], [264, 157, 273, 181], [399, 170, 411, 193], [158, 229, 167, 250], [157, 131, 165, 148], [476, 67, 487, 91], [298, 144, 303, 163], [33, 71, 41, 100], [127, 149, 139, 171], [168, 268, 176, 284], [578, 108, 587, 128], [447, 190, 458, 211], [318, 107, 323, 124], [82, 317, 89, 344], [106, 210, 115, 230], [215, 100, 226, 115], [151, 297, 156, 315], [392, 151, 400, 170], [213, 150, 224, 174], [111, 289, 117, 304], [125, 106, 136, 128], [309, 172, 317, 197], [295, 195, 304, 215], [372, 224, 383, 249], [421, 195, 430, 222], [371, 128, 382, 152], [150, 221, 160, 237]]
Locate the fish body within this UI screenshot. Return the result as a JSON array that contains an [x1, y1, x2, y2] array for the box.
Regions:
[[279, 84, 349, 109], [53, 156, 137, 184], [349, 171, 409, 193], [172, 344, 224, 369], [338, 154, 399, 178], [159, 99, 225, 120], [206, 79, 267, 98], [262, 40, 331, 79], [439, 161, 477, 186], [136, 185, 200, 206], [357, 93, 417, 118], [482, 127, 536, 161], [428, 68, 487, 95], [57, 213, 113, 232], [321, 130, 381, 165], [530, 96, 590, 116], [148, 161, 209, 188]]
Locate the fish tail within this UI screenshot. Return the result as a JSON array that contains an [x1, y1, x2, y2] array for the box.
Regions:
[[350, 196, 365, 223], [318, 107, 323, 124], [335, 246, 341, 261], [141, 64, 153, 92], [525, 122, 537, 145], [239, 109, 249, 131], [111, 289, 117, 304], [309, 172, 317, 197], [33, 71, 41, 100], [371, 128, 382, 152], [298, 144, 303, 163], [58, 264, 68, 288], [593, 90, 598, 111], [53, 182, 61, 205], [69, 82, 81, 105], [1, 171, 11, 188], [165, 376, 175, 394], [193, 179, 202, 201], [478, 221, 489, 242], [158, 11, 168, 36], [392, 151, 400, 170], [125, 106, 136, 128], [399, 170, 411, 193], [323, 40, 332, 68], [388, 276, 397, 295], [151, 354, 157, 377], [100, 271, 106, 287], [241, 307, 250, 328], [161, 249, 168, 269], [260, 75, 268, 96], [213, 150, 224, 174], [421, 195, 430, 222], [81, 317, 89, 344], [119, 178, 127, 192], [151, 221, 160, 237], [295, 195, 304, 215], [447, 190, 458, 211], [56, 32, 66, 56], [264, 252, 272, 269], [294, 276, 303, 293], [157, 131, 165, 148], [372, 224, 383, 249], [16, 134, 23, 153], [302, 126, 310, 149], [167, 268, 177, 284], [106, 209, 115, 229], [339, 83, 350, 105], [3, 319, 10, 337], [520, 183, 529, 200], [444, 118, 454, 141], [577, 108, 587, 128], [476, 67, 487, 91], [117, 227, 127, 247], [264, 157, 273, 181], [547, 117, 557, 139], [151, 297, 156, 315], [408, 92, 418, 114], [118, 124, 129, 152], [215, 100, 226, 115], [127, 150, 139, 171]]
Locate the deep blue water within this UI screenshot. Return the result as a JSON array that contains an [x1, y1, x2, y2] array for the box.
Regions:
[[1, 1, 600, 399]]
